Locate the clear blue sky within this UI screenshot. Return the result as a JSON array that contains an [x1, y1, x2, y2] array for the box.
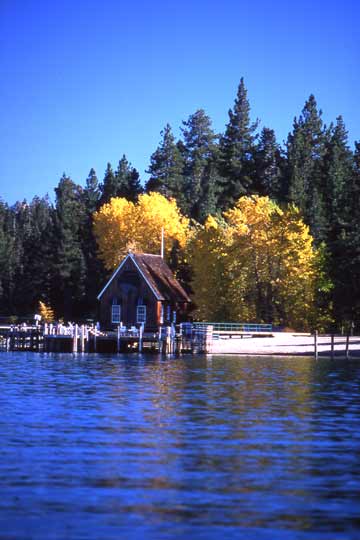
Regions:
[[1, 0, 359, 204]]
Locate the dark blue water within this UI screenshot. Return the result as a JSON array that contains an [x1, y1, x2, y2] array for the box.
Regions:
[[0, 353, 359, 540]]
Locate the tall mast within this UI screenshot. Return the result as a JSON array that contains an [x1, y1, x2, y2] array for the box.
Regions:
[[161, 227, 164, 259]]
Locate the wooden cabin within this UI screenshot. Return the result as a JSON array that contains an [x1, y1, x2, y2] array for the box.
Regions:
[[97, 253, 191, 330]]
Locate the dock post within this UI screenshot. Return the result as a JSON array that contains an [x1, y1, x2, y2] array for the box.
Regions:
[[117, 325, 120, 353], [345, 333, 350, 359], [80, 325, 85, 352], [331, 334, 334, 360], [178, 324, 183, 354], [85, 326, 89, 352], [170, 324, 176, 354], [73, 324, 78, 353], [139, 323, 143, 353], [9, 328, 14, 351], [205, 325, 213, 354], [166, 326, 171, 354], [314, 330, 318, 360]]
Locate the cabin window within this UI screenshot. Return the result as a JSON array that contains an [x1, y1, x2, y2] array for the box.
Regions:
[[111, 299, 121, 324], [172, 310, 176, 323], [166, 305, 171, 321], [136, 305, 146, 324], [160, 304, 164, 324]]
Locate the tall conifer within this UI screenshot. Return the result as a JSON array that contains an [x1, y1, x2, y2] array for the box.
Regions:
[[181, 109, 220, 221], [114, 155, 142, 202], [99, 163, 117, 207], [286, 95, 327, 241], [218, 77, 258, 208], [82, 168, 106, 317], [254, 127, 285, 201], [322, 118, 355, 325], [84, 168, 101, 212], [146, 124, 186, 210], [53, 174, 87, 319]]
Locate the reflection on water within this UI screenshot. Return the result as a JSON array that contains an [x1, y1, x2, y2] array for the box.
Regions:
[[0, 353, 359, 539]]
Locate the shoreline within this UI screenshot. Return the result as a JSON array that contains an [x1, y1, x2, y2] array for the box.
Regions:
[[209, 333, 360, 358]]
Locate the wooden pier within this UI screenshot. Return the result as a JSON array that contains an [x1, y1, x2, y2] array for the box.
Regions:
[[0, 323, 213, 355]]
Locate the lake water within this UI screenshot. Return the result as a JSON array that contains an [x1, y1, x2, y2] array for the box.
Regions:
[[0, 353, 359, 540]]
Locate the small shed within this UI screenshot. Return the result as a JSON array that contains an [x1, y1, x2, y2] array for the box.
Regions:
[[97, 252, 191, 329]]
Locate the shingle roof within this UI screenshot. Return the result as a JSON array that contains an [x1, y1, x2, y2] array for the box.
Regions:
[[132, 253, 191, 303]]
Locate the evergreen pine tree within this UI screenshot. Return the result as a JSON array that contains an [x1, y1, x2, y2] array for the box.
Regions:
[[84, 168, 101, 212], [0, 200, 13, 312], [321, 117, 355, 325], [52, 174, 87, 319], [19, 196, 55, 314], [218, 77, 258, 208], [145, 124, 187, 211], [322, 117, 353, 232], [82, 168, 106, 317], [5, 201, 29, 314], [181, 109, 220, 221], [254, 127, 285, 201], [99, 163, 117, 207], [114, 155, 142, 202], [348, 142, 360, 325], [286, 95, 327, 241]]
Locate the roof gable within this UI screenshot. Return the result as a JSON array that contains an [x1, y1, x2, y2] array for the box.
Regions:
[[97, 253, 190, 303]]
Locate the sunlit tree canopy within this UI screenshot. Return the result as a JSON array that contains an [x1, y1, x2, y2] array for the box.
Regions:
[[188, 196, 330, 330], [93, 192, 189, 270]]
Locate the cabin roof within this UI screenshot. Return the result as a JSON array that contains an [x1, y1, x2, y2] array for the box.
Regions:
[[97, 253, 191, 303]]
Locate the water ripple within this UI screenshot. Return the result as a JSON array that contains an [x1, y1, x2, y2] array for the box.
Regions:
[[0, 353, 359, 539]]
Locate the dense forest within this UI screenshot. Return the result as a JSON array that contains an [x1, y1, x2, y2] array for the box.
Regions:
[[1, 78, 359, 329]]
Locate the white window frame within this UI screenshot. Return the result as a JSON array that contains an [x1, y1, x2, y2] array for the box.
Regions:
[[160, 304, 164, 324], [111, 304, 121, 324], [136, 305, 146, 324]]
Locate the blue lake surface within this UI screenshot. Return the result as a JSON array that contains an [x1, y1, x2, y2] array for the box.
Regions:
[[0, 352, 359, 540]]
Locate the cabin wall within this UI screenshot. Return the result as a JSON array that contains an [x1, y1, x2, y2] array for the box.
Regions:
[[99, 258, 159, 329]]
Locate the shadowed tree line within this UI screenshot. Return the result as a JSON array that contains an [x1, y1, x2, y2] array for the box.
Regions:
[[0, 78, 359, 328]]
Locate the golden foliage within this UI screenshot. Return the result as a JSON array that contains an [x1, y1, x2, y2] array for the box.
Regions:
[[38, 300, 55, 323], [189, 196, 324, 330], [187, 216, 232, 321], [93, 192, 190, 270]]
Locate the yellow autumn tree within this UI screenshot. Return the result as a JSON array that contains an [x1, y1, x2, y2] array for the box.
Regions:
[[187, 216, 232, 321], [93, 192, 190, 270], [225, 197, 318, 329], [189, 196, 322, 330], [38, 300, 55, 323]]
